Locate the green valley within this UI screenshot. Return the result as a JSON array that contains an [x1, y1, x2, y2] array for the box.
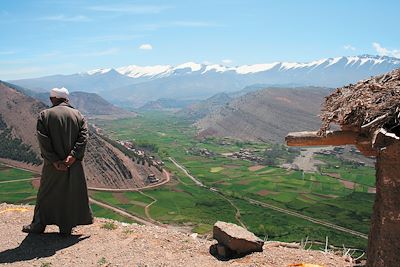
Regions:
[[0, 111, 375, 253]]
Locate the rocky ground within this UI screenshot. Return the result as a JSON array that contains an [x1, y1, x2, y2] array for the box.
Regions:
[[0, 204, 352, 267]]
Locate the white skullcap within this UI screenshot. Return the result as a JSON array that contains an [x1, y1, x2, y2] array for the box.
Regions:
[[50, 87, 69, 99]]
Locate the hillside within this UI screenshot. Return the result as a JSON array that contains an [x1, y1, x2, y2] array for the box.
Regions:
[[0, 203, 352, 266], [178, 93, 233, 120], [0, 82, 164, 189], [196, 87, 332, 143], [68, 91, 135, 117]]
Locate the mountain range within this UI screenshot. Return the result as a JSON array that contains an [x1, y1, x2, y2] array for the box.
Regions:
[[9, 55, 400, 107]]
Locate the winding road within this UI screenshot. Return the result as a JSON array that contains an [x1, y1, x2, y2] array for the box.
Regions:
[[169, 157, 205, 187], [89, 198, 154, 226], [87, 169, 171, 192]]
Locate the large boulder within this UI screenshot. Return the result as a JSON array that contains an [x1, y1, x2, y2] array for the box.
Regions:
[[212, 221, 264, 257]]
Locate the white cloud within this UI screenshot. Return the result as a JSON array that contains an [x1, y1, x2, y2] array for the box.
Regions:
[[88, 5, 170, 14], [139, 44, 153, 50], [373, 42, 400, 58], [222, 59, 232, 64], [38, 15, 90, 22], [343, 44, 356, 51]]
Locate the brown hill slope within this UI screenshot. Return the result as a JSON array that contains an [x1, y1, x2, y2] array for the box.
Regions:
[[0, 82, 163, 188], [0, 203, 351, 267], [69, 91, 136, 117], [178, 93, 233, 120], [196, 87, 332, 143]]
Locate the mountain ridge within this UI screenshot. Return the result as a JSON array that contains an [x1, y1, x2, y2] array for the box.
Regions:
[[8, 54, 400, 107], [83, 54, 400, 78]]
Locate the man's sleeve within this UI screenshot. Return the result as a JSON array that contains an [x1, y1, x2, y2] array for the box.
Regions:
[[70, 115, 88, 160], [37, 112, 60, 163]]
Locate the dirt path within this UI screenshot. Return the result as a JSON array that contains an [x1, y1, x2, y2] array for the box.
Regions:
[[89, 198, 154, 226], [88, 169, 171, 192], [0, 159, 41, 174], [0, 178, 38, 184], [169, 157, 205, 187], [137, 191, 159, 224], [217, 193, 246, 228]]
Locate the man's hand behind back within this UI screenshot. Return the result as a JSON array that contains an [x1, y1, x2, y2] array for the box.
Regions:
[[64, 155, 76, 168], [53, 161, 68, 171]]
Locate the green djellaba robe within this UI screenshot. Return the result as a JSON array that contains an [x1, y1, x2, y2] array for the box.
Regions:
[[32, 102, 93, 231]]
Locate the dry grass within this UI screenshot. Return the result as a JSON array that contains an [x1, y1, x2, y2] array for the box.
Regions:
[[320, 68, 400, 135]]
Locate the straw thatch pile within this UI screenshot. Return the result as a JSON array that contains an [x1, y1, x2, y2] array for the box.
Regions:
[[319, 68, 400, 136]]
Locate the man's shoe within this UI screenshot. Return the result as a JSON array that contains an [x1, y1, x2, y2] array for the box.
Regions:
[[22, 224, 45, 234], [59, 227, 72, 236]]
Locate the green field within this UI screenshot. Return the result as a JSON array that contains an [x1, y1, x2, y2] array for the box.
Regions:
[[0, 164, 36, 181], [0, 164, 37, 204], [316, 154, 376, 187]]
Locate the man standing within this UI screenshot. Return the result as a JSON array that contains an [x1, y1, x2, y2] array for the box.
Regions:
[[23, 87, 93, 235]]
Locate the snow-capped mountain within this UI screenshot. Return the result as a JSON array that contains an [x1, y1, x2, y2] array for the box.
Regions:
[[9, 55, 400, 107], [83, 54, 399, 78]]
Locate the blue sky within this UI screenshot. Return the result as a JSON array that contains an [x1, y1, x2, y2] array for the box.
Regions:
[[1, 0, 399, 79]]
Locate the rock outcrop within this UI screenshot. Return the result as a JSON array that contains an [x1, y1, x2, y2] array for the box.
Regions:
[[212, 221, 264, 258]]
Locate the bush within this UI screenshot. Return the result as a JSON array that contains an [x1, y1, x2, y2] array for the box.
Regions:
[[101, 222, 117, 230]]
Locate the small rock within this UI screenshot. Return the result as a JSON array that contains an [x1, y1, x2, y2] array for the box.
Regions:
[[213, 221, 264, 255], [190, 233, 198, 240]]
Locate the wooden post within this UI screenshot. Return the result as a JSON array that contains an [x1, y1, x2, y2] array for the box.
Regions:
[[367, 141, 400, 267], [286, 130, 400, 266], [286, 130, 359, 146]]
